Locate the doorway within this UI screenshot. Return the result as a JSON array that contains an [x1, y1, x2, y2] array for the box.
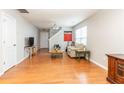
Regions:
[[40, 31, 48, 49]]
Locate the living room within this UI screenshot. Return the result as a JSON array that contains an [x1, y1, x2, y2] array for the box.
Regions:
[[0, 9, 124, 84]]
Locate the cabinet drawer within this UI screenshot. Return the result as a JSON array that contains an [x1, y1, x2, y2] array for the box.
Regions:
[[115, 60, 124, 83]]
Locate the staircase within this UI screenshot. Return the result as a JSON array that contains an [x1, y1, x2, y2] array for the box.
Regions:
[[48, 27, 72, 51], [48, 27, 66, 51], [49, 27, 62, 39]]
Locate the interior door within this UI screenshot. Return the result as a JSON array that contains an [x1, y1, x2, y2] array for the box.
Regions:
[[1, 13, 17, 71], [40, 31, 48, 48]]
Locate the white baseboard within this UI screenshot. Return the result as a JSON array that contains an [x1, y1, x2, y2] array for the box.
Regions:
[[0, 71, 4, 76], [18, 55, 28, 64], [90, 59, 107, 70], [0, 56, 28, 77]]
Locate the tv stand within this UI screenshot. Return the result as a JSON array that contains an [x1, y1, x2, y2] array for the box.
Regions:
[[24, 46, 37, 59]]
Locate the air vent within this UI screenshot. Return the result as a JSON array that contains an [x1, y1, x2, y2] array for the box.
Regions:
[[17, 9, 29, 13]]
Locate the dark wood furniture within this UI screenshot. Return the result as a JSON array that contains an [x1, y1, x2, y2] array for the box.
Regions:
[[107, 54, 124, 84]]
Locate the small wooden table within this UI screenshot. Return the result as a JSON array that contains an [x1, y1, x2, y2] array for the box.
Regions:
[[49, 50, 64, 58], [75, 50, 90, 60]]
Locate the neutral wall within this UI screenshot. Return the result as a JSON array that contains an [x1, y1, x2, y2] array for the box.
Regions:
[[15, 14, 40, 63], [73, 10, 124, 69], [49, 27, 72, 51], [0, 10, 40, 64], [0, 14, 2, 68]]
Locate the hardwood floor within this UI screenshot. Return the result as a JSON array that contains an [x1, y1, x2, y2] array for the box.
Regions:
[[0, 49, 109, 84]]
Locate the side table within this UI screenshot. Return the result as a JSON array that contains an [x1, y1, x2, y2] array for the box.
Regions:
[[75, 50, 90, 61]]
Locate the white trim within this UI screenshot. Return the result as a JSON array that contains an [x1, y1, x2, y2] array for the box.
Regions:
[[90, 59, 108, 70], [0, 71, 4, 76], [0, 56, 28, 77], [17, 56, 28, 64]]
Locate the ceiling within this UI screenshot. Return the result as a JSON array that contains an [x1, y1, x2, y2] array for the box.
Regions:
[[18, 9, 98, 29]]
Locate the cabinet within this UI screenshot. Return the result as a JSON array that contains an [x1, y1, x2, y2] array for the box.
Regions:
[[107, 54, 124, 84]]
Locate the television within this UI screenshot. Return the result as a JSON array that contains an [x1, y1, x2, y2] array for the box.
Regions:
[[25, 37, 34, 47]]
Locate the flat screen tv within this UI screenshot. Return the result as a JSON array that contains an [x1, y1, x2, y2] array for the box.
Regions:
[[25, 37, 34, 47], [29, 37, 34, 47]]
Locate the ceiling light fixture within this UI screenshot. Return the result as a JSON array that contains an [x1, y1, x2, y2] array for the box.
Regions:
[[51, 24, 62, 30]]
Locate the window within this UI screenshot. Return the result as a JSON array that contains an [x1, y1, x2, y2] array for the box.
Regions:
[[75, 26, 87, 45]]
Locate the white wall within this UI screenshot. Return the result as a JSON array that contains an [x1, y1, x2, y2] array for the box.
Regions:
[[0, 9, 40, 65], [49, 27, 72, 51], [0, 14, 2, 71], [15, 14, 40, 63], [40, 31, 48, 48], [73, 10, 124, 69]]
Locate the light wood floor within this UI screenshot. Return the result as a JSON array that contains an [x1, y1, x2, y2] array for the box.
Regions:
[[0, 49, 109, 84]]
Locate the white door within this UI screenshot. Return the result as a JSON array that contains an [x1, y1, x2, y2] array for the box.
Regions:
[[1, 13, 17, 71], [40, 31, 48, 48]]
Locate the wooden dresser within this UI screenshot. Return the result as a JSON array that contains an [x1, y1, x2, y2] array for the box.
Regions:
[[107, 54, 124, 84]]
